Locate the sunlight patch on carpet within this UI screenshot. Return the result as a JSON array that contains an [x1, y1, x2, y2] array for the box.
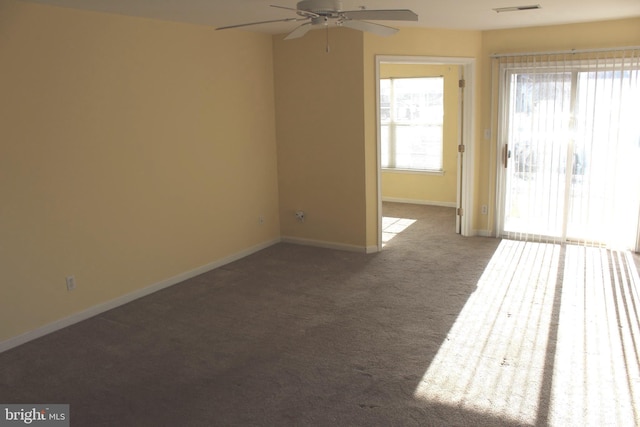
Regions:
[[414, 239, 640, 425], [414, 240, 560, 425], [549, 246, 640, 426], [382, 216, 416, 246]]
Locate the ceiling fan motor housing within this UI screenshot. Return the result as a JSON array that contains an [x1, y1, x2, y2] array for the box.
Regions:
[[296, 0, 343, 17]]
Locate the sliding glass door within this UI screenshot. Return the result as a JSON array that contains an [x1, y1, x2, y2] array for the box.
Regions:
[[498, 50, 640, 250]]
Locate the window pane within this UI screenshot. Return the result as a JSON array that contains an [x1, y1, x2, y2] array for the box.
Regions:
[[503, 72, 572, 237], [381, 124, 390, 167], [380, 79, 391, 124], [380, 77, 444, 171]]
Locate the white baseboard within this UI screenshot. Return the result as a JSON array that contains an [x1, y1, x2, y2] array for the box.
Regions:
[[366, 245, 381, 254], [0, 238, 281, 354], [281, 236, 367, 253], [474, 229, 494, 237], [382, 197, 457, 208]]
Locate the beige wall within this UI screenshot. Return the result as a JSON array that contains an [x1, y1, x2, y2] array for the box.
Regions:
[[273, 28, 367, 249], [0, 1, 280, 342], [380, 63, 459, 206]]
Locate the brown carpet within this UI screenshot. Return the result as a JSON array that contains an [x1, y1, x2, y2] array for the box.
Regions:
[[1, 203, 639, 426]]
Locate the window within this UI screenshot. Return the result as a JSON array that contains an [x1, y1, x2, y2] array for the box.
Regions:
[[380, 77, 444, 172], [496, 49, 640, 250]]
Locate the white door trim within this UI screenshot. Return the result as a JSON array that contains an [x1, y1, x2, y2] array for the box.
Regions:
[[375, 55, 476, 251]]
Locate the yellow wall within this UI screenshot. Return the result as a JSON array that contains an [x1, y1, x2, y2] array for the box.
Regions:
[[2, 0, 639, 347], [0, 1, 280, 342], [363, 28, 484, 246], [273, 28, 366, 248], [479, 18, 640, 234], [380, 63, 459, 206]]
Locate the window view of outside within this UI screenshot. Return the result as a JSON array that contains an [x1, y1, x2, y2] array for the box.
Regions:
[[505, 72, 572, 237], [380, 77, 444, 171], [503, 66, 640, 249]]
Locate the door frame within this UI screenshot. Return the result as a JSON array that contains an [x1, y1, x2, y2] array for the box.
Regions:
[[375, 55, 476, 250]]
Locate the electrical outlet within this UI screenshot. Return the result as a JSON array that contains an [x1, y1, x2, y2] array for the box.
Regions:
[[258, 215, 265, 224], [481, 205, 488, 215], [66, 275, 76, 291], [295, 210, 305, 222]]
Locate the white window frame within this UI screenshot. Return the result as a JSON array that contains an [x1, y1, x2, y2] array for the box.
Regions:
[[380, 76, 445, 173]]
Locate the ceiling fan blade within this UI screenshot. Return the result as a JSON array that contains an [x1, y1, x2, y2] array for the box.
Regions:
[[284, 22, 313, 40], [270, 4, 319, 18], [217, 17, 301, 30], [341, 20, 398, 37], [341, 9, 418, 22]]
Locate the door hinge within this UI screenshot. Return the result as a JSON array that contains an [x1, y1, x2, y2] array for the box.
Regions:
[[458, 144, 465, 153], [457, 208, 463, 216], [459, 79, 466, 88]]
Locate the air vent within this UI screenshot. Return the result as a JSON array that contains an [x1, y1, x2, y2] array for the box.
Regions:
[[493, 4, 542, 13]]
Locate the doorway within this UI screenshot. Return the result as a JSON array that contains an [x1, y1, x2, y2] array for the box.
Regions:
[[375, 56, 476, 251], [495, 50, 640, 250]]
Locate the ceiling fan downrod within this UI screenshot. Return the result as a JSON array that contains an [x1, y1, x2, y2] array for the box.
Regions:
[[325, 19, 330, 53]]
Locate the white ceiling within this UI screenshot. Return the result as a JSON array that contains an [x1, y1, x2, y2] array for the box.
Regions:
[[21, 0, 640, 34]]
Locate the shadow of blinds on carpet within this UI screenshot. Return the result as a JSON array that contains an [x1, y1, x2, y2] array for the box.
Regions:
[[414, 239, 640, 425]]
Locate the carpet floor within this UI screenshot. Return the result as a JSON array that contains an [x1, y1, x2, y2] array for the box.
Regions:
[[1, 203, 639, 426]]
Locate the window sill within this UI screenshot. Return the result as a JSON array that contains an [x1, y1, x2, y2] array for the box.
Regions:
[[382, 168, 445, 176]]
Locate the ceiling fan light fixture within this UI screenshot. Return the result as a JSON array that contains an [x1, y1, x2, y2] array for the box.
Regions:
[[493, 4, 542, 13]]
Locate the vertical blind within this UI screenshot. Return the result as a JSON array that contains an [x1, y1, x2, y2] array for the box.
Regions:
[[494, 48, 640, 250]]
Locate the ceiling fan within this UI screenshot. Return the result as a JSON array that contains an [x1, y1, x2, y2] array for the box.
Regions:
[[216, 0, 418, 40]]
